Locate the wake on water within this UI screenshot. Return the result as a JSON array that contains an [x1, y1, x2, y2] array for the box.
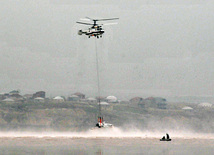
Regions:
[[0, 127, 213, 139]]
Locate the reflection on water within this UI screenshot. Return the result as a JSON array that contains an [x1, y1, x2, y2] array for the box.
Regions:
[[0, 137, 213, 155]]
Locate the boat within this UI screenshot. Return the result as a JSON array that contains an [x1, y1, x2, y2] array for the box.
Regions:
[[160, 133, 171, 141], [160, 138, 171, 141]]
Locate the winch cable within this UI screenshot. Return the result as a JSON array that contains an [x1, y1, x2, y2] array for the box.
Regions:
[[95, 38, 101, 117]]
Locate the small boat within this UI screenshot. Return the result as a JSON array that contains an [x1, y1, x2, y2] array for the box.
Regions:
[[160, 138, 171, 141], [160, 133, 171, 141]]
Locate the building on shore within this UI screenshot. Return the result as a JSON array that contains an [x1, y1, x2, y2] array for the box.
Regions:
[[106, 96, 118, 103], [87, 97, 97, 104], [73, 92, 85, 99], [68, 95, 80, 102], [198, 102, 212, 108], [33, 91, 46, 99], [130, 97, 144, 107], [9, 90, 20, 95], [53, 96, 65, 103], [140, 97, 167, 109]]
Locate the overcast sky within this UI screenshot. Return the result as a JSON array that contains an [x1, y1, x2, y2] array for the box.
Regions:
[[0, 0, 214, 99]]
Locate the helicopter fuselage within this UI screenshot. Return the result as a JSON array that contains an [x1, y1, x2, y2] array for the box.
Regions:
[[78, 28, 104, 38]]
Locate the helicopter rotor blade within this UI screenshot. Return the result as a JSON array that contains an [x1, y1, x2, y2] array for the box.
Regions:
[[76, 22, 94, 25], [103, 23, 118, 26], [96, 18, 119, 21], [85, 17, 119, 22], [80, 18, 91, 21], [85, 17, 94, 21]]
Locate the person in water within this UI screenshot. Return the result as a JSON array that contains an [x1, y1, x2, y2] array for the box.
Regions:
[[166, 133, 170, 139]]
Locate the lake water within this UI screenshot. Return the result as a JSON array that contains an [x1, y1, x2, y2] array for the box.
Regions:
[[0, 130, 213, 155]]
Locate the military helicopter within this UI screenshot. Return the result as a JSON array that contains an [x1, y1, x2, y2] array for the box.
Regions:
[[76, 17, 119, 38]]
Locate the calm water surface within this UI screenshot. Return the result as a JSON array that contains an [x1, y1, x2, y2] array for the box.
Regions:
[[0, 137, 213, 155]]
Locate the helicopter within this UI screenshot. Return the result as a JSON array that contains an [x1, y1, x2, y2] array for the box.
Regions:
[[76, 17, 119, 38]]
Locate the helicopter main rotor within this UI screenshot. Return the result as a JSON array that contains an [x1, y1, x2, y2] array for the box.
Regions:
[[77, 17, 119, 27]]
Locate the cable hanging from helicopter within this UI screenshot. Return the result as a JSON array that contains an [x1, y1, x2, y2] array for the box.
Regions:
[[76, 17, 119, 38]]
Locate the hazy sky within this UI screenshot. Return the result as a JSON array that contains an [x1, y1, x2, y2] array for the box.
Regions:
[[0, 0, 214, 99]]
